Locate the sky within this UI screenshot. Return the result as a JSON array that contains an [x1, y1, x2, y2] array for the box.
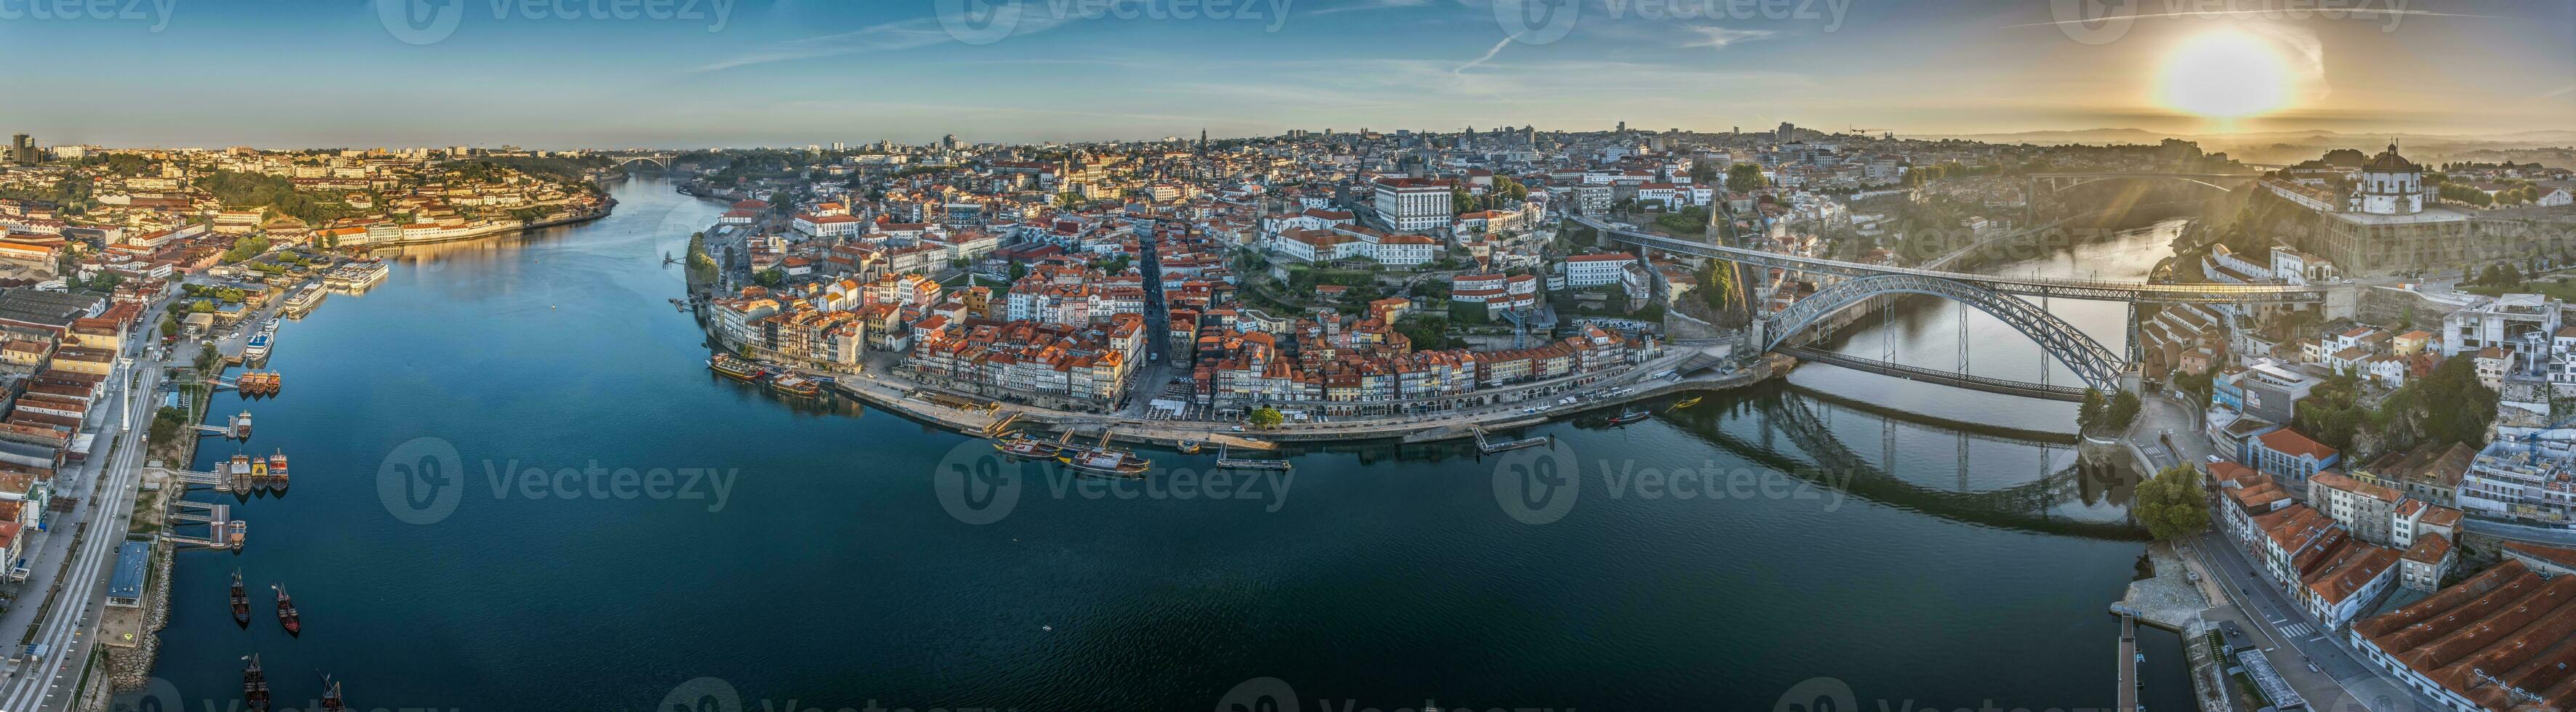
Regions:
[[1, 0, 2567, 148]]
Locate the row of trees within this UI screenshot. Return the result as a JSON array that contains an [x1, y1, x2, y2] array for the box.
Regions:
[[2075, 389, 2141, 434]]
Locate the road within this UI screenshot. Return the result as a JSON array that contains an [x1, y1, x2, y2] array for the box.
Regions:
[[0, 300, 167, 712], [2125, 392, 2438, 712]]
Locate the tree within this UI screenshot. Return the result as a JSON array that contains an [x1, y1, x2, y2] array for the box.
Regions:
[[1248, 407, 1284, 428], [1726, 163, 1768, 193], [2133, 464, 2211, 540], [753, 267, 785, 287], [1452, 188, 1477, 216], [2077, 389, 2106, 433], [2105, 390, 2142, 432]]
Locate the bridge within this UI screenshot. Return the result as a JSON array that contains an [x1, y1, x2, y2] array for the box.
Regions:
[[610, 154, 677, 170], [1571, 214, 2344, 397], [2024, 171, 2258, 224]]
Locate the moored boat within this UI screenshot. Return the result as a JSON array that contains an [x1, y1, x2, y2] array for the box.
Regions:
[[1058, 448, 1151, 476], [230, 570, 250, 626], [1608, 408, 1651, 425], [1667, 395, 1703, 411], [1214, 445, 1291, 471], [318, 676, 347, 712], [992, 434, 1067, 461], [243, 655, 272, 712], [708, 354, 764, 382], [274, 585, 300, 636], [268, 451, 289, 489], [1177, 440, 1202, 454], [770, 373, 821, 397]]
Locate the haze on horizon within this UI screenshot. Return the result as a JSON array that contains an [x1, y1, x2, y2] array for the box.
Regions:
[[4, 0, 2567, 148]]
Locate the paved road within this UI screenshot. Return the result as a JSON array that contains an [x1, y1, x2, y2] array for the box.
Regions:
[[0, 302, 166, 712]]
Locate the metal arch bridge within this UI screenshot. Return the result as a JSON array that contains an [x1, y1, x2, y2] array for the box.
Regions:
[[1766, 272, 2128, 392], [2024, 171, 2260, 224], [1571, 214, 2344, 397], [1573, 215, 2333, 304], [611, 154, 677, 169]]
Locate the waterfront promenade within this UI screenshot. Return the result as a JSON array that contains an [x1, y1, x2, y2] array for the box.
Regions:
[[800, 343, 1768, 448]]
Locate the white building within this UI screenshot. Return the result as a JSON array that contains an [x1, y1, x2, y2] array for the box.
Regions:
[[1372, 177, 1455, 232]]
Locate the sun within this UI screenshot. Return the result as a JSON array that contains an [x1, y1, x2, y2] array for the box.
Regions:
[[2157, 30, 2293, 119]]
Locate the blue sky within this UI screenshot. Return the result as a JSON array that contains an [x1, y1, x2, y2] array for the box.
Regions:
[[1, 0, 2566, 148]]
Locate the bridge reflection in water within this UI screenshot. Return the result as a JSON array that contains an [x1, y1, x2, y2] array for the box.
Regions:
[[1665, 384, 2144, 540]]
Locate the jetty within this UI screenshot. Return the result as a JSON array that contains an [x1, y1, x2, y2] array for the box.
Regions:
[[166, 501, 242, 551], [1471, 426, 1550, 454]]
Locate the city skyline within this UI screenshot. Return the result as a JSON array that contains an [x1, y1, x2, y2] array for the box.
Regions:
[[2, 0, 2567, 149]]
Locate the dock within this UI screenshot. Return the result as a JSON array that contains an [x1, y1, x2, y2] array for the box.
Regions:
[[166, 501, 241, 551], [1471, 426, 1550, 454], [2113, 605, 2139, 712]]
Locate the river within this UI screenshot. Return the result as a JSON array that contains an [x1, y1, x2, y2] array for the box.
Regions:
[[141, 178, 2194, 711]]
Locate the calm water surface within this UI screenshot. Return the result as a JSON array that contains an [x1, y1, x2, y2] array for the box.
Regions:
[[148, 179, 2193, 711]]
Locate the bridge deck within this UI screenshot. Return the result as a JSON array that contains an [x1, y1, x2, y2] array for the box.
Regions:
[[1574, 216, 2333, 304], [1778, 345, 2088, 402]]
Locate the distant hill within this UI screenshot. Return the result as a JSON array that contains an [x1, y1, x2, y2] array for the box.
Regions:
[[1916, 128, 2576, 147]]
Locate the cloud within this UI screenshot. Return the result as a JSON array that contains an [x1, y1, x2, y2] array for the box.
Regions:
[[1454, 37, 1513, 75], [1675, 25, 1774, 49], [2000, 7, 2516, 30], [688, 6, 1079, 73]]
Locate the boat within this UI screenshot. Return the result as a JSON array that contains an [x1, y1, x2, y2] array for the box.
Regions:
[[1608, 408, 1651, 425], [242, 333, 272, 361], [1177, 440, 1202, 455], [233, 411, 254, 439], [708, 354, 764, 382], [268, 451, 289, 489], [228, 520, 246, 549], [1667, 395, 1703, 411], [318, 676, 347, 712], [992, 433, 1068, 461], [770, 373, 821, 397], [243, 655, 272, 712], [1214, 445, 1291, 471], [229, 570, 250, 626], [249, 458, 267, 487], [1058, 432, 1150, 476], [230, 454, 254, 491], [275, 585, 300, 636]]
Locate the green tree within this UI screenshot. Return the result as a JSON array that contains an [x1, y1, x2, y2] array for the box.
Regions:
[[2133, 464, 2212, 541], [2077, 389, 2106, 433], [753, 267, 785, 287], [1726, 163, 1768, 193], [1452, 188, 1476, 215], [1248, 407, 1284, 428]]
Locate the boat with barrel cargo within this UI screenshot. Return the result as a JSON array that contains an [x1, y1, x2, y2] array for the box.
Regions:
[[1608, 408, 1651, 426], [267, 451, 289, 490], [243, 655, 272, 712], [708, 354, 764, 382], [275, 585, 300, 635], [1057, 432, 1150, 476], [229, 454, 254, 491], [770, 373, 821, 397], [319, 676, 347, 712], [232, 411, 254, 439], [230, 570, 250, 626], [994, 432, 1071, 461]]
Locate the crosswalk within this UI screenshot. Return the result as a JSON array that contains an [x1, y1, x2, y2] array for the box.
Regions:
[[2274, 620, 2315, 637]]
